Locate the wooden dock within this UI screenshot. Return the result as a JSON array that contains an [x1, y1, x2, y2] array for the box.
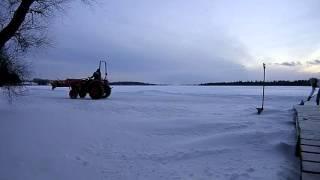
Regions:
[[294, 105, 320, 180]]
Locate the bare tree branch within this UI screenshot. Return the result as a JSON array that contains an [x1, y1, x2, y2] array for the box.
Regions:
[[0, 0, 35, 49], [0, 0, 83, 51], [0, 0, 91, 100]]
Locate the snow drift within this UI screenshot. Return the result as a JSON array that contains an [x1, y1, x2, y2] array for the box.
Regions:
[[0, 86, 304, 180]]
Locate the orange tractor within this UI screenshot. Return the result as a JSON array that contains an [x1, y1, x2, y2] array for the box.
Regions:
[[52, 61, 111, 99]]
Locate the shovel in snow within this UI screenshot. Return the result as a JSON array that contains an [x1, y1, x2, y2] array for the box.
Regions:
[[256, 107, 264, 114], [257, 63, 266, 115]]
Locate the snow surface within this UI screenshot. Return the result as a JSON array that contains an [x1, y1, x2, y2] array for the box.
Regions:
[[0, 85, 307, 180]]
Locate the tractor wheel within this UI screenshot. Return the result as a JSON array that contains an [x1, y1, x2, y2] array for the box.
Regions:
[[69, 89, 78, 99], [79, 91, 86, 98], [103, 85, 111, 98], [89, 83, 104, 99], [79, 88, 87, 98]]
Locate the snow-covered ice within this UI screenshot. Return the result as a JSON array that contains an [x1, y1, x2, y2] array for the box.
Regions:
[[0, 85, 307, 180]]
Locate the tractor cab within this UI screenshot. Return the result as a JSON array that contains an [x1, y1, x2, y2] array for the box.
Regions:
[[99, 60, 108, 81]]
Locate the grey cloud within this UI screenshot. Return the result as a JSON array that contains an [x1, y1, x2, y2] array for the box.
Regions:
[[307, 59, 320, 65], [31, 29, 252, 83], [26, 0, 254, 83], [274, 61, 302, 67]]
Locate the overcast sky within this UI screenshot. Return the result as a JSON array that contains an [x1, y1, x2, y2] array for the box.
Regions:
[[27, 0, 320, 83]]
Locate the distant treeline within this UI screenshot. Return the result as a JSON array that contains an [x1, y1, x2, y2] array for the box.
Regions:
[[110, 81, 156, 86], [32, 78, 50, 85], [29, 79, 156, 86], [200, 80, 310, 86], [28, 79, 312, 86]]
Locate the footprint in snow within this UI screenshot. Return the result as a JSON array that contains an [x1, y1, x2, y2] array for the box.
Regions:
[[75, 155, 89, 167]]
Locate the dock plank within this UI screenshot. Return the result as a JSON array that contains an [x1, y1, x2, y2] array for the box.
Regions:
[[302, 153, 320, 162], [294, 105, 320, 179], [302, 173, 320, 180], [300, 133, 320, 141], [301, 139, 320, 146], [302, 161, 320, 173], [301, 145, 320, 154]]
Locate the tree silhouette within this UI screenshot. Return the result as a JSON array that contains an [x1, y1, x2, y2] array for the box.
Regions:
[[0, 0, 88, 92]]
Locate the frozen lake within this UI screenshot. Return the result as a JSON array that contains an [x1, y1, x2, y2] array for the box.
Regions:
[[0, 85, 311, 180]]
